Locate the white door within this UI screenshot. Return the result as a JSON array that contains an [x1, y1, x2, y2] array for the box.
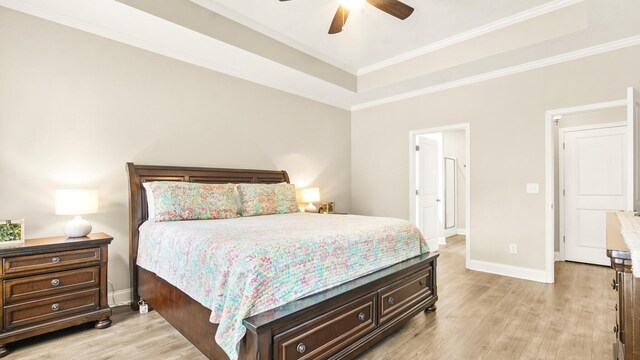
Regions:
[[418, 137, 440, 250], [563, 125, 627, 265]]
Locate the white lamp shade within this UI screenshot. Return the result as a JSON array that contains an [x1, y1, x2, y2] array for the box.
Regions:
[[55, 190, 98, 215], [301, 187, 320, 203]]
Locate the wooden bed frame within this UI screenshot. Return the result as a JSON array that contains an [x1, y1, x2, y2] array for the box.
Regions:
[[127, 162, 438, 360]]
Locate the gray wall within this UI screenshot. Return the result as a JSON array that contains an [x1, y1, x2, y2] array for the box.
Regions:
[[0, 7, 351, 294], [352, 45, 640, 271]]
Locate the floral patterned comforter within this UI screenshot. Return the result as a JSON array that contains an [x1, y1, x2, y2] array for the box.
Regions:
[[137, 212, 428, 359]]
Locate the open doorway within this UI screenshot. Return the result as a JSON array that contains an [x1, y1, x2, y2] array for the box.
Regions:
[[410, 124, 470, 265], [545, 87, 640, 283]]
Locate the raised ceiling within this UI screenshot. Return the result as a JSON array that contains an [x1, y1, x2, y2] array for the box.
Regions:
[[2, 0, 640, 110], [192, 0, 553, 73]]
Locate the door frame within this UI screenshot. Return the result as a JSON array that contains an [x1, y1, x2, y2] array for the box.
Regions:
[[557, 121, 628, 262], [409, 123, 470, 267], [545, 97, 629, 283]]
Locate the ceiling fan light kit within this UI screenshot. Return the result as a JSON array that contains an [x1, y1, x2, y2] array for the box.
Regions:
[[340, 0, 366, 10], [279, 0, 414, 35]]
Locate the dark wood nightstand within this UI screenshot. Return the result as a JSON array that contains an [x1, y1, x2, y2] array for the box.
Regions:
[[0, 233, 113, 357]]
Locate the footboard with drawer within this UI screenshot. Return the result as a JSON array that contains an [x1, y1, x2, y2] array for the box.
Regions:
[[243, 253, 438, 360]]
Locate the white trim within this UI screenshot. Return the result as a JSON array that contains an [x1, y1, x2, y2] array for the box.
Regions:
[[410, 123, 471, 268], [555, 251, 563, 261], [545, 100, 628, 284], [108, 288, 132, 307], [456, 228, 467, 236], [5, 0, 640, 114], [467, 259, 548, 283], [438, 236, 447, 246], [351, 35, 640, 111], [357, 0, 584, 75], [558, 121, 627, 263]]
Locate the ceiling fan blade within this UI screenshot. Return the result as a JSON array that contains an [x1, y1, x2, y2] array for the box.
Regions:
[[329, 5, 350, 34], [366, 0, 414, 20]]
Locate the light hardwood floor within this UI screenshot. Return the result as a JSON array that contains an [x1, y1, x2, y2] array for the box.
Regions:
[[7, 235, 616, 359]]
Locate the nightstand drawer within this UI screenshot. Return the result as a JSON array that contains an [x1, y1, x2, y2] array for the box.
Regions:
[[3, 247, 100, 275], [3, 267, 100, 305], [4, 288, 100, 330]]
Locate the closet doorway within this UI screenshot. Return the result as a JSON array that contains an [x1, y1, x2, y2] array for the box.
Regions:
[[410, 124, 470, 265]]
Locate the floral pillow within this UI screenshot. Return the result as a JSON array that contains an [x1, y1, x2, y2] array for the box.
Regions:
[[237, 183, 299, 217], [145, 181, 239, 222]]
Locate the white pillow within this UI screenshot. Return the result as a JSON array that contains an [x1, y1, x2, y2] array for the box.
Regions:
[[143, 182, 156, 222]]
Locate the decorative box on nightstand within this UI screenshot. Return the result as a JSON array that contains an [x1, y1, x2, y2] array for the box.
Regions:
[[0, 233, 113, 357]]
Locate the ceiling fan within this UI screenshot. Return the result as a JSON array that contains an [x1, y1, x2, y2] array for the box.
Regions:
[[279, 0, 415, 34]]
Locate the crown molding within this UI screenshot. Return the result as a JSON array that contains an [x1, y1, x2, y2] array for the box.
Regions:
[[351, 34, 640, 110], [3, 0, 640, 114], [356, 0, 584, 75]]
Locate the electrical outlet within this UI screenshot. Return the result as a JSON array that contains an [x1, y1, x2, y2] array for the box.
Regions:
[[509, 243, 518, 254]]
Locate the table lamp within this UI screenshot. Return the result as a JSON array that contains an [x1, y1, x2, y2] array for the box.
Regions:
[[301, 187, 320, 213], [55, 189, 98, 238]]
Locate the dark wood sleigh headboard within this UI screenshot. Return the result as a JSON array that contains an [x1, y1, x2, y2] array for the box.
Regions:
[[126, 162, 290, 307]]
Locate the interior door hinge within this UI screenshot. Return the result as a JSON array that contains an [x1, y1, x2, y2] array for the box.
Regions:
[[563, 235, 566, 243], [416, 145, 420, 151], [563, 143, 565, 150], [416, 189, 420, 195], [563, 189, 565, 196]]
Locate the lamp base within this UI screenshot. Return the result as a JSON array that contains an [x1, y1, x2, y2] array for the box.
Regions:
[[305, 203, 317, 213], [64, 216, 92, 238]]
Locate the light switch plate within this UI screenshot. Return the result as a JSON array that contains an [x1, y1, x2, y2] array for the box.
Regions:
[[526, 183, 539, 194]]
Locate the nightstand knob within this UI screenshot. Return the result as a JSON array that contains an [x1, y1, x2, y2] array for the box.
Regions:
[[296, 343, 306, 354], [357, 312, 366, 321], [420, 280, 427, 287], [51, 257, 60, 264], [388, 297, 395, 305], [51, 279, 60, 286], [51, 303, 60, 311]]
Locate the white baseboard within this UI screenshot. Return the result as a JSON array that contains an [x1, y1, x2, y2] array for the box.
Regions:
[[467, 259, 549, 283], [554, 251, 564, 261], [438, 236, 447, 245], [456, 228, 467, 235], [108, 288, 132, 307]]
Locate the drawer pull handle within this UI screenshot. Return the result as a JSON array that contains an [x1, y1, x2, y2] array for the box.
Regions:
[[357, 312, 366, 321], [51, 257, 60, 264], [51, 303, 60, 311], [615, 303, 618, 311], [296, 343, 306, 354], [420, 279, 427, 287], [614, 324, 619, 334], [388, 297, 395, 305], [612, 279, 618, 291], [51, 279, 60, 286]]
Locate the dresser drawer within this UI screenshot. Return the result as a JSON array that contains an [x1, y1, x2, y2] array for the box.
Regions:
[[4, 288, 100, 330], [4, 266, 100, 305], [3, 247, 100, 275], [274, 293, 376, 360], [378, 267, 433, 325]]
